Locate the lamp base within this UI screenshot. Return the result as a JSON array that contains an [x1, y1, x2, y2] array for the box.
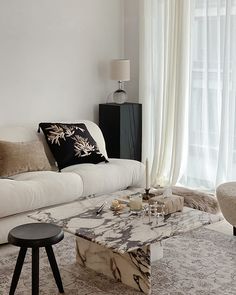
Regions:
[[113, 89, 127, 104]]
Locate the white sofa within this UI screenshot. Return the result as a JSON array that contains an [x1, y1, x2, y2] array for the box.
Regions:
[[0, 120, 145, 244]]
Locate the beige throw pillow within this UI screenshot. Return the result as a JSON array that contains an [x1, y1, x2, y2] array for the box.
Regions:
[[0, 140, 51, 177]]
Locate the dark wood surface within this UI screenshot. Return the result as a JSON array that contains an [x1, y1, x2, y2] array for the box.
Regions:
[[8, 223, 64, 248], [99, 103, 142, 161], [8, 223, 64, 294]]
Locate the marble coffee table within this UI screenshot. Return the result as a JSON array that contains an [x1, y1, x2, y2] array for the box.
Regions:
[[29, 188, 221, 294]]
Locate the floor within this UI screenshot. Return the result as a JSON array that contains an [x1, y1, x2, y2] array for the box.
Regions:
[[206, 218, 233, 236], [3, 226, 236, 295], [0, 242, 16, 257]]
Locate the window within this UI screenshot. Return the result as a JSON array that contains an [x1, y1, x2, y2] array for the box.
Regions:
[[180, 0, 236, 189]]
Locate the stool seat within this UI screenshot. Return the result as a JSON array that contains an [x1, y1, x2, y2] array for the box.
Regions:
[[8, 223, 64, 248], [8, 222, 64, 295]]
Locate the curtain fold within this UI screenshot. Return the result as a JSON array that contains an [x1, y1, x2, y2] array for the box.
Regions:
[[139, 0, 191, 186], [216, 0, 236, 185], [180, 0, 236, 190], [140, 0, 236, 190]]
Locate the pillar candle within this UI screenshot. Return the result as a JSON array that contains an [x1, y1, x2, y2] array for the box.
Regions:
[[129, 197, 142, 211], [146, 158, 150, 189]]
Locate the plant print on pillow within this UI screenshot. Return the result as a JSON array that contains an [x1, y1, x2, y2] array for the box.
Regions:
[[38, 123, 108, 170]]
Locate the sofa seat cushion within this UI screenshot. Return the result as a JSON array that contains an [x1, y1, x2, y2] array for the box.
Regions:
[[0, 171, 83, 218], [62, 158, 145, 196]]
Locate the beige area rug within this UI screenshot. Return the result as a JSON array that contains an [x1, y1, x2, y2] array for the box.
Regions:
[[1, 227, 236, 295]]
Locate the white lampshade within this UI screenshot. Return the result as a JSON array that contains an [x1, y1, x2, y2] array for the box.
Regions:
[[110, 59, 130, 81]]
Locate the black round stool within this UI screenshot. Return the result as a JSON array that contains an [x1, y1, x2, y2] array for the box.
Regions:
[[8, 223, 64, 295]]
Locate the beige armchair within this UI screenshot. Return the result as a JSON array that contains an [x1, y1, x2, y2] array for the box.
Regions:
[[216, 182, 236, 236]]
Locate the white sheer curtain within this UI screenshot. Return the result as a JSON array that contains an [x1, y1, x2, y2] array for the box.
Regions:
[[139, 0, 191, 186], [180, 0, 236, 190]]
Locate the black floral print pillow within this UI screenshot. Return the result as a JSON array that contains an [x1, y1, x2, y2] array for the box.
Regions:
[[38, 123, 108, 170]]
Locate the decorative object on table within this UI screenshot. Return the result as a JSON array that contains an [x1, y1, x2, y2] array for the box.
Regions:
[[150, 194, 184, 215], [110, 200, 125, 211], [142, 188, 155, 201], [146, 158, 150, 189], [153, 186, 220, 214], [143, 158, 155, 200], [110, 59, 130, 104], [38, 122, 108, 170], [8, 223, 64, 295], [99, 103, 142, 161], [145, 202, 166, 225], [96, 202, 107, 215], [156, 203, 166, 223], [129, 193, 143, 213], [163, 186, 172, 198]]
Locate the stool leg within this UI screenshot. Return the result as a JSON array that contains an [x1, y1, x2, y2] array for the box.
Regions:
[[32, 247, 39, 295], [9, 247, 27, 295], [45, 245, 64, 293]]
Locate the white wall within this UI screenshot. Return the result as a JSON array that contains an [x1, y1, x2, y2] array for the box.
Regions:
[[0, 0, 124, 125], [124, 0, 139, 102]]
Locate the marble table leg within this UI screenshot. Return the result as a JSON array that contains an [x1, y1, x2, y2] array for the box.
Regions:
[[76, 237, 152, 294]]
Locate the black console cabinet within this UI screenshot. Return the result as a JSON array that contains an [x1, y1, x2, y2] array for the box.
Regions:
[[99, 103, 142, 161]]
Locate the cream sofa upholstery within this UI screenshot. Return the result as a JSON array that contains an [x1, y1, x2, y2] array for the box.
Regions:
[[0, 171, 83, 218], [62, 158, 144, 196], [216, 182, 236, 235], [0, 120, 145, 244]]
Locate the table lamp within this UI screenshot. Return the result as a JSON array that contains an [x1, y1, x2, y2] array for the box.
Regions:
[[110, 59, 130, 104]]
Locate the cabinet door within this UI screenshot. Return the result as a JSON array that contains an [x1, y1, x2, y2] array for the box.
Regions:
[[99, 104, 120, 158], [99, 103, 142, 161], [120, 104, 142, 161]]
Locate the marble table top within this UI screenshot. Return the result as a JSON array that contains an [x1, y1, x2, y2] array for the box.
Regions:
[[29, 188, 222, 253]]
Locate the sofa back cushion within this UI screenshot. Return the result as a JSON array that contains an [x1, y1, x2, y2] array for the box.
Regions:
[[79, 120, 108, 160], [0, 140, 51, 177]]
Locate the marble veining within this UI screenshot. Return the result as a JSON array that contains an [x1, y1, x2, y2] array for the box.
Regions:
[[76, 236, 151, 294], [29, 188, 222, 294], [29, 188, 222, 254]]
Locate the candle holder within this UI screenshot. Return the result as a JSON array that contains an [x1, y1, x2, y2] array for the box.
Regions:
[[142, 188, 155, 201]]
